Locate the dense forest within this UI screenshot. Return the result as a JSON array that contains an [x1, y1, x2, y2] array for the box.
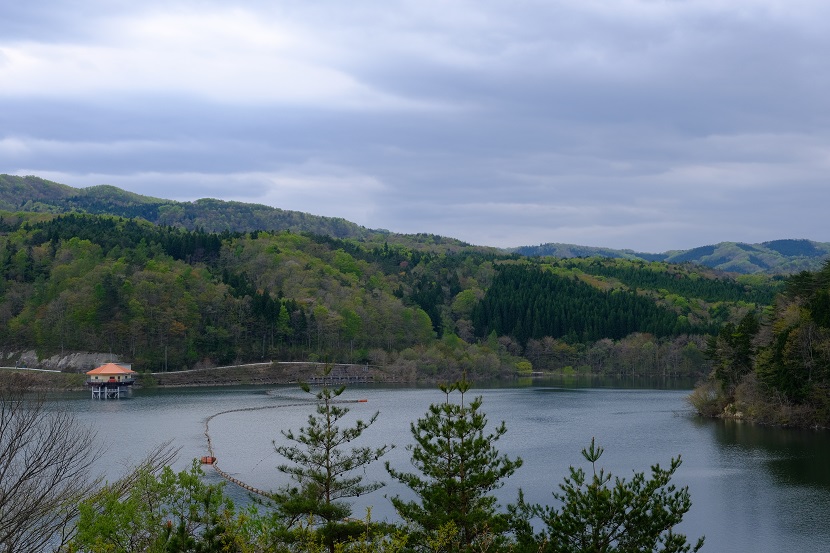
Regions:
[[0, 209, 783, 381], [472, 264, 706, 344], [692, 260, 830, 427], [0, 174, 451, 243]]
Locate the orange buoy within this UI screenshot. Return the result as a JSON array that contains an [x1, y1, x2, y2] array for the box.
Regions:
[[200, 456, 216, 464], [358, 399, 368, 403]]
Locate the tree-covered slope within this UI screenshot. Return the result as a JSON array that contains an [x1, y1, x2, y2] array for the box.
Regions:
[[661, 240, 830, 274], [0, 213, 436, 371], [509, 243, 649, 261], [0, 174, 376, 239], [0, 174, 77, 211], [5, 175, 827, 276], [694, 261, 830, 427], [0, 212, 784, 381], [513, 240, 830, 275], [472, 264, 705, 344]]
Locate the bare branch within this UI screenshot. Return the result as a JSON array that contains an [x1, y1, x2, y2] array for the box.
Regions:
[[0, 389, 102, 553]]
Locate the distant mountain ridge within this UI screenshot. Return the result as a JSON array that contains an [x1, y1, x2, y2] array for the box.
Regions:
[[0, 174, 377, 240], [511, 239, 830, 274], [2, 174, 827, 274]]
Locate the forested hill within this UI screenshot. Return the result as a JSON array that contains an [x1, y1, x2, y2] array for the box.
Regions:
[[4, 175, 827, 276], [0, 174, 380, 241], [512, 240, 830, 275], [0, 211, 781, 379]]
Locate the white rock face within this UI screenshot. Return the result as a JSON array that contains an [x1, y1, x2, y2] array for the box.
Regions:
[[1, 350, 122, 372]]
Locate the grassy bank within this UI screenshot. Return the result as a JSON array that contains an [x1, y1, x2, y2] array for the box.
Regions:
[[0, 368, 87, 391]]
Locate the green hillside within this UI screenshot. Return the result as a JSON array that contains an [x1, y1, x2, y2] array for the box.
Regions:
[[11, 173, 824, 391], [513, 240, 830, 274], [0, 174, 77, 210], [4, 174, 827, 275], [0, 174, 376, 240], [0, 211, 782, 380]]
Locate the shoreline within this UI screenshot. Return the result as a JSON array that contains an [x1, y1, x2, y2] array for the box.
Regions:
[[0, 362, 419, 392], [691, 400, 830, 431]]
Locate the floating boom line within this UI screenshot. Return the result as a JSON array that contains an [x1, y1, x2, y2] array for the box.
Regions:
[[203, 398, 364, 498]]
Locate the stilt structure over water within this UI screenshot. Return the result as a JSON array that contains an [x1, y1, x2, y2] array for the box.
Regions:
[[86, 363, 136, 399]]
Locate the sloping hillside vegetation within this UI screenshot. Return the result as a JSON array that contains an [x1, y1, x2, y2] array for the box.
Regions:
[[0, 212, 782, 381], [5, 174, 828, 276], [693, 261, 830, 427], [514, 239, 830, 274], [0, 174, 378, 240], [0, 174, 78, 210]]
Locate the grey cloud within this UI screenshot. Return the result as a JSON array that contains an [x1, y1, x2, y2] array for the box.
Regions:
[[2, 0, 830, 251]]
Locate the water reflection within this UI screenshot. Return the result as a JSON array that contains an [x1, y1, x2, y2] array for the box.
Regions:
[[710, 419, 830, 490], [515, 374, 699, 390]]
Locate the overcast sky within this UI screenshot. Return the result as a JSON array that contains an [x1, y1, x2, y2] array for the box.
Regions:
[[2, 1, 829, 252]]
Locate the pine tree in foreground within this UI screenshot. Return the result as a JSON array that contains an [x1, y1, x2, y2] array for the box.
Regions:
[[386, 379, 522, 552], [510, 438, 705, 553], [274, 367, 392, 553]]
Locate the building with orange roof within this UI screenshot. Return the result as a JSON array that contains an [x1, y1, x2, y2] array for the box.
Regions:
[[86, 362, 137, 399]]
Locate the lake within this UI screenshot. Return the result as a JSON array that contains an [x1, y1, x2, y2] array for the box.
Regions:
[[60, 380, 830, 552]]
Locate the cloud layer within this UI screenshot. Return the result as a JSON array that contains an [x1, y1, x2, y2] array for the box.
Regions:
[[2, 0, 829, 251]]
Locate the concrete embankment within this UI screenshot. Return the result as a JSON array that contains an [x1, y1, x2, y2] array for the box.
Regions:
[[148, 361, 406, 387]]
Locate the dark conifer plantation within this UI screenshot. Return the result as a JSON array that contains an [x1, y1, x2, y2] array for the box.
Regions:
[[472, 265, 703, 344]]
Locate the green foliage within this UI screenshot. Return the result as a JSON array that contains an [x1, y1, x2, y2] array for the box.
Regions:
[[705, 312, 759, 396], [753, 275, 830, 404], [515, 360, 533, 375], [693, 260, 830, 426], [0, 214, 446, 369], [0, 208, 775, 379], [450, 289, 479, 318], [273, 369, 392, 551], [686, 380, 724, 418], [472, 264, 703, 345], [71, 460, 238, 553], [579, 258, 777, 304], [525, 334, 711, 378], [386, 379, 522, 551], [510, 439, 703, 553]]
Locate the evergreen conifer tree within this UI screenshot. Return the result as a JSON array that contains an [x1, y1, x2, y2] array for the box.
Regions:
[[274, 367, 391, 552], [386, 378, 522, 551], [510, 439, 704, 553]]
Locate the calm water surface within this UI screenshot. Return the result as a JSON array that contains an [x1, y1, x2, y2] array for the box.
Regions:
[[60, 381, 830, 552]]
